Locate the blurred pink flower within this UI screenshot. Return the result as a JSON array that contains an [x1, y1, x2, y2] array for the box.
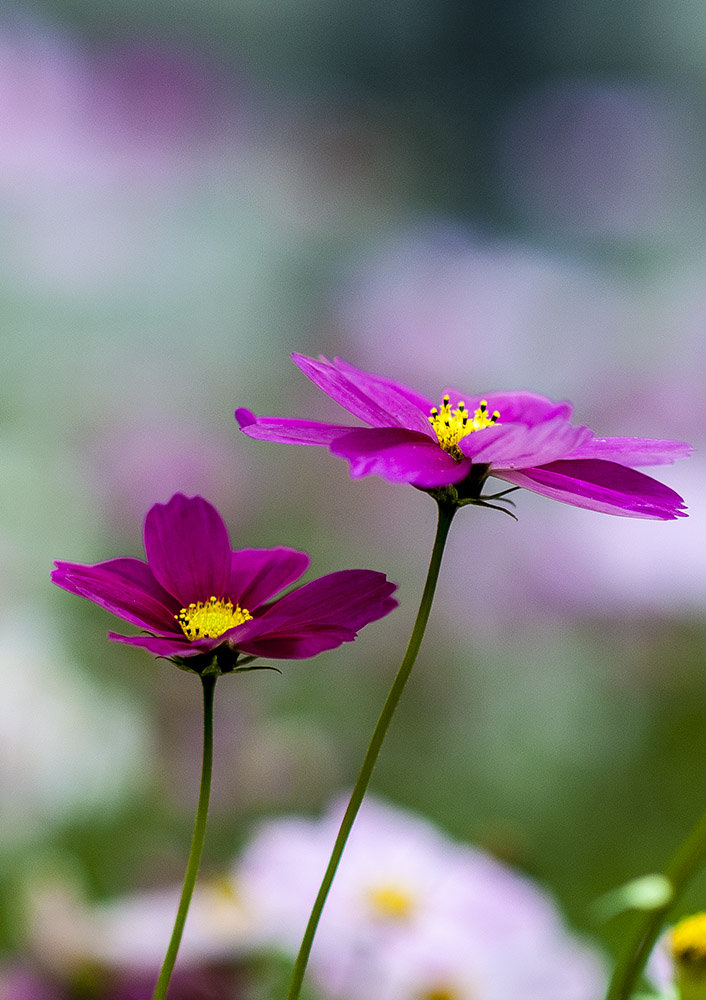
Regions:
[[87, 417, 245, 530], [333, 228, 640, 394], [0, 24, 243, 188], [236, 795, 608, 1000], [0, 965, 60, 1000]]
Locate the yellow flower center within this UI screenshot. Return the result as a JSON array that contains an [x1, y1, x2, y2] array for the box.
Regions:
[[672, 913, 706, 968], [672, 914, 706, 998], [422, 989, 460, 1000], [366, 883, 416, 921], [428, 396, 500, 459], [175, 596, 252, 640]]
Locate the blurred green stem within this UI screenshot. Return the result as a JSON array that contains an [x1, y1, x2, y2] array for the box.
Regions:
[[286, 498, 457, 1000], [606, 807, 706, 1000], [152, 672, 216, 1000]]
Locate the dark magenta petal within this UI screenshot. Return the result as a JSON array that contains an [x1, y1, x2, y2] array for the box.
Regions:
[[292, 354, 433, 433], [236, 409, 356, 445], [255, 569, 398, 631], [143, 493, 231, 606], [227, 569, 396, 656], [52, 557, 179, 631], [441, 389, 573, 426], [565, 436, 693, 466], [109, 631, 209, 658], [235, 626, 358, 660], [493, 459, 688, 519], [229, 547, 310, 609], [330, 427, 472, 487], [462, 417, 592, 468]]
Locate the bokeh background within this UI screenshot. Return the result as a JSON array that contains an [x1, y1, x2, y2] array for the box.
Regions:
[[2, 0, 706, 994]]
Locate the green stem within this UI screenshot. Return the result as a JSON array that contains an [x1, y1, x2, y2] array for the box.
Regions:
[[151, 672, 216, 1000], [606, 806, 706, 1000], [286, 499, 456, 1000]]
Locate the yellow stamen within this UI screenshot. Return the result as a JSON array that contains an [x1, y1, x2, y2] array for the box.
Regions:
[[175, 596, 252, 640], [428, 396, 500, 460], [366, 883, 415, 921]]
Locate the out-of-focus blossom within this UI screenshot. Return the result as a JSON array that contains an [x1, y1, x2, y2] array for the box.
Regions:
[[52, 493, 397, 667], [237, 354, 690, 518], [87, 417, 247, 531], [498, 81, 702, 240], [333, 228, 641, 394], [512, 460, 703, 617], [0, 964, 61, 1000], [28, 877, 257, 984], [236, 795, 608, 1000], [0, 26, 241, 189], [0, 617, 148, 846], [646, 912, 706, 999]]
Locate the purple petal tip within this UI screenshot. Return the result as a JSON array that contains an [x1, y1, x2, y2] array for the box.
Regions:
[[235, 407, 256, 429]]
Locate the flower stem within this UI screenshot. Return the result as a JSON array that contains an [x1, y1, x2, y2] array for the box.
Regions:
[[605, 807, 706, 1000], [151, 672, 216, 1000], [286, 499, 457, 1000]]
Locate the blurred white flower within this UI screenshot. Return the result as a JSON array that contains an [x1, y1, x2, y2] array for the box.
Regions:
[[0, 614, 149, 845], [236, 795, 607, 1000]]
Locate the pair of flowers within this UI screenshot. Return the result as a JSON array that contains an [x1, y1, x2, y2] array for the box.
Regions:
[[53, 354, 689, 661]]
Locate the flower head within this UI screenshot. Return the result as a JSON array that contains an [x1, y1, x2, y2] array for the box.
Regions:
[[236, 354, 691, 519], [52, 493, 397, 671], [236, 795, 607, 1000]]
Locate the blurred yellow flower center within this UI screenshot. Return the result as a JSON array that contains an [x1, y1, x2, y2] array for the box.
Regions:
[[672, 913, 706, 968], [428, 396, 500, 459], [366, 883, 415, 920], [423, 989, 459, 1000], [176, 596, 252, 640]]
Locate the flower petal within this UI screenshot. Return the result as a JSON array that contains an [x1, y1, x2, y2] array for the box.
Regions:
[[565, 436, 693, 467], [462, 417, 592, 468], [52, 558, 178, 632], [442, 389, 573, 426], [233, 626, 359, 660], [229, 547, 310, 609], [109, 631, 205, 658], [330, 427, 472, 487], [236, 408, 355, 445], [143, 494, 231, 605], [232, 569, 397, 658], [292, 354, 433, 432], [493, 459, 688, 519], [255, 569, 398, 631], [332, 356, 436, 426]]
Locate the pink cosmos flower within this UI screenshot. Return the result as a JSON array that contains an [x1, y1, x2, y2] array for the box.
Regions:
[[236, 354, 690, 519], [51, 493, 397, 670]]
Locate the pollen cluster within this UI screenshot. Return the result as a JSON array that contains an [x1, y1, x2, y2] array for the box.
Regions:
[[176, 596, 252, 640], [428, 396, 500, 459], [672, 912, 706, 969], [366, 883, 416, 921]]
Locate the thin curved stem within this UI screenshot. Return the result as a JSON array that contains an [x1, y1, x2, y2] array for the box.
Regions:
[[151, 672, 216, 1000], [606, 806, 706, 1000], [286, 499, 457, 1000]]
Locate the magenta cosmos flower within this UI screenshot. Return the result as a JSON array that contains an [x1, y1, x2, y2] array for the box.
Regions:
[[51, 493, 397, 671], [236, 354, 690, 519]]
